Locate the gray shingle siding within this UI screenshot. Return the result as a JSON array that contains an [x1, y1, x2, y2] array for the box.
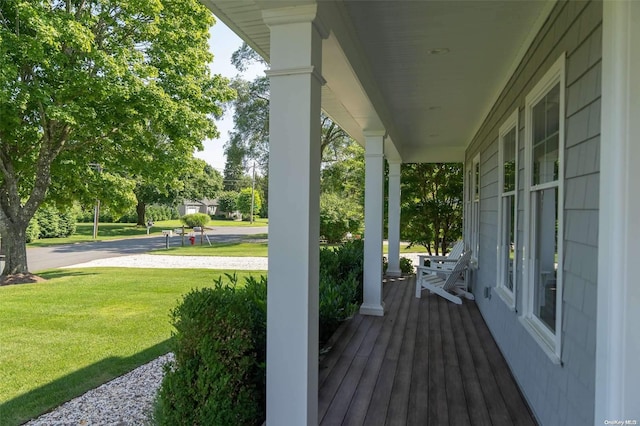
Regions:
[[464, 1, 601, 424]]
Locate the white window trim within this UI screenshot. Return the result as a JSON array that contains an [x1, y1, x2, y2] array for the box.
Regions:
[[470, 154, 481, 268], [496, 109, 519, 310], [520, 53, 565, 364]]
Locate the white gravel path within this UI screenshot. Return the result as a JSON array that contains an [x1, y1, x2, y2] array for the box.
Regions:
[[62, 254, 268, 270]]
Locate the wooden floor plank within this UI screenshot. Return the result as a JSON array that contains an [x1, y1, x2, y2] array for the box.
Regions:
[[448, 302, 492, 426], [319, 314, 365, 386], [385, 283, 420, 426], [363, 280, 413, 425], [459, 301, 512, 424], [427, 295, 448, 425], [318, 317, 373, 422], [341, 279, 409, 426], [440, 298, 471, 425], [467, 303, 537, 426], [407, 288, 430, 426], [318, 277, 537, 426]]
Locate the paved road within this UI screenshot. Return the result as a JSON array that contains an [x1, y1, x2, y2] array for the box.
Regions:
[[27, 226, 268, 272]]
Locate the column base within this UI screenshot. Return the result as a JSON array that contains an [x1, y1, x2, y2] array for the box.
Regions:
[[386, 269, 402, 277], [359, 302, 385, 317]]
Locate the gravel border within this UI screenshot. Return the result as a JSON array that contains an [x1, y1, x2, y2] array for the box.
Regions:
[[24, 354, 174, 426]]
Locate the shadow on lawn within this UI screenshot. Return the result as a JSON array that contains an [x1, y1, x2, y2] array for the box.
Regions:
[[0, 340, 171, 426], [37, 270, 98, 280]]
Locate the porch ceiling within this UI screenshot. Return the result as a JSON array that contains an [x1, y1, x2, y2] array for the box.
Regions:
[[202, 0, 553, 163]]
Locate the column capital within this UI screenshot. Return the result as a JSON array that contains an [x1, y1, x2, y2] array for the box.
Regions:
[[262, 4, 329, 39]]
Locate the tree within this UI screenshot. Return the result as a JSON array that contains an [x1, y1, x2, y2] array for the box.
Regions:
[[236, 188, 262, 219], [217, 191, 238, 217], [133, 159, 222, 225], [400, 163, 464, 255], [320, 192, 363, 243], [0, 0, 234, 277]]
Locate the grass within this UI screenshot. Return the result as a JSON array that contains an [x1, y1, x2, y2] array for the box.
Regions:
[[155, 241, 268, 257], [0, 268, 265, 425], [27, 218, 269, 247]]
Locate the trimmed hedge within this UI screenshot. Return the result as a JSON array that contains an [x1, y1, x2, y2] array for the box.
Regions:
[[155, 275, 266, 426], [157, 241, 365, 424]]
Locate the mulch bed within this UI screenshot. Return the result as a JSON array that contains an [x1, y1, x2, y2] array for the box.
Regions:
[[0, 273, 47, 286]]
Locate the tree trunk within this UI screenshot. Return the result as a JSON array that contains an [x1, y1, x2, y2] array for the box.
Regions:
[[2, 220, 29, 275], [136, 201, 146, 226]]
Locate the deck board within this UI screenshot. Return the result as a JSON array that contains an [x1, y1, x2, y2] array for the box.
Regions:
[[318, 276, 537, 426]]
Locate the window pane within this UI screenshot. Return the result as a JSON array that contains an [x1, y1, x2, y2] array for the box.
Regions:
[[502, 194, 516, 292], [533, 187, 558, 332], [474, 162, 480, 200], [532, 83, 561, 185], [503, 128, 516, 192]]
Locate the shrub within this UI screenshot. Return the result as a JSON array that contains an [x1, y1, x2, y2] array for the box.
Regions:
[[181, 213, 210, 228], [236, 188, 261, 217], [320, 192, 362, 243], [400, 257, 414, 275], [25, 219, 40, 243], [318, 239, 364, 342], [218, 191, 238, 215], [155, 275, 266, 426]]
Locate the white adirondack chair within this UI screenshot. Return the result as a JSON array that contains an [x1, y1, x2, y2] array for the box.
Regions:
[[417, 240, 465, 273], [415, 250, 473, 304]]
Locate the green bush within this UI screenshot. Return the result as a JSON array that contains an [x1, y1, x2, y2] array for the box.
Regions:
[[27, 206, 77, 240], [236, 188, 261, 217], [155, 275, 266, 426], [400, 257, 414, 275], [320, 192, 362, 243], [217, 191, 238, 215], [181, 213, 210, 228], [318, 239, 364, 342], [25, 219, 40, 243]]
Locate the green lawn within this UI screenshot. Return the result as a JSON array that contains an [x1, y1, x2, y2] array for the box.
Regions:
[[27, 219, 269, 247], [155, 241, 269, 257], [0, 268, 265, 425]]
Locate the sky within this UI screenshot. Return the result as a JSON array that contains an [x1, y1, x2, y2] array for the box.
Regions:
[[193, 19, 266, 173]]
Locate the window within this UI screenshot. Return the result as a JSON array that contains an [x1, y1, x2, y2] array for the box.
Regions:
[[522, 54, 565, 362], [497, 110, 518, 308]]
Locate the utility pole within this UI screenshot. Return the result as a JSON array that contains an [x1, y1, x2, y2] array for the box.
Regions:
[[250, 161, 256, 224]]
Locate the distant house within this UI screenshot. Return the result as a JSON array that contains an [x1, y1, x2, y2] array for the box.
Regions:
[[177, 198, 218, 217]]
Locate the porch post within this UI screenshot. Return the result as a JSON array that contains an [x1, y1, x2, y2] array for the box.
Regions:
[[386, 160, 402, 277], [596, 1, 640, 423], [360, 131, 385, 316], [263, 6, 326, 425]]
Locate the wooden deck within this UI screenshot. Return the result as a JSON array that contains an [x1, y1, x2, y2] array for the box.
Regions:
[[318, 276, 537, 426]]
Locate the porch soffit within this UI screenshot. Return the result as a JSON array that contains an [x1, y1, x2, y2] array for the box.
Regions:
[[201, 0, 553, 164]]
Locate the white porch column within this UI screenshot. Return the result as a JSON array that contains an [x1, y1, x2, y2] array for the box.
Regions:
[[596, 1, 640, 423], [263, 6, 326, 425], [386, 161, 402, 277], [360, 131, 385, 316]]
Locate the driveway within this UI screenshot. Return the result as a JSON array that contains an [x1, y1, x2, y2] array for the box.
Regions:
[[27, 226, 268, 272]]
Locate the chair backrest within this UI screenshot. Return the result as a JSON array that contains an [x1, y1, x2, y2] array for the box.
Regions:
[[442, 250, 472, 290], [447, 240, 465, 259]]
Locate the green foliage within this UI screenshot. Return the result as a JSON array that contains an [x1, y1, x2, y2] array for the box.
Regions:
[[0, 0, 234, 273], [25, 206, 77, 241], [318, 240, 365, 342], [25, 219, 40, 243], [401, 163, 464, 255], [400, 257, 414, 275], [156, 275, 266, 426], [218, 191, 239, 214], [320, 192, 363, 243], [180, 213, 210, 228], [236, 188, 262, 217]]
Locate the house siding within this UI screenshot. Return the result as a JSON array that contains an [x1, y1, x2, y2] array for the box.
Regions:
[[464, 1, 601, 425]]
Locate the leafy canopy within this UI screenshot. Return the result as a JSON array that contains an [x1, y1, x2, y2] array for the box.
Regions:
[[0, 0, 234, 274]]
